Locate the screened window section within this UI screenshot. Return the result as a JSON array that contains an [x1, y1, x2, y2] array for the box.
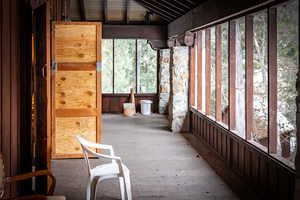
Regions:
[[102, 39, 157, 94], [114, 39, 136, 93], [102, 39, 113, 93], [192, 0, 298, 168]]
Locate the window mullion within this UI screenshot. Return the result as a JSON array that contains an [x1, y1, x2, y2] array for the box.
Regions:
[[268, 7, 278, 154]]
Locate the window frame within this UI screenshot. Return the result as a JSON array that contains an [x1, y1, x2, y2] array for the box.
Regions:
[[191, 0, 298, 169], [102, 38, 158, 94]]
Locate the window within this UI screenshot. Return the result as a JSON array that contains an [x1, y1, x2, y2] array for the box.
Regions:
[[276, 0, 298, 163], [137, 40, 157, 93], [193, 0, 299, 168], [234, 18, 246, 138], [114, 39, 136, 93], [102, 39, 113, 93], [252, 10, 269, 149], [221, 22, 229, 126], [102, 39, 157, 94], [210, 27, 216, 118]]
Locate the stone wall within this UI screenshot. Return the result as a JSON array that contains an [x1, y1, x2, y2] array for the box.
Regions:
[[158, 49, 170, 114], [168, 47, 189, 133]]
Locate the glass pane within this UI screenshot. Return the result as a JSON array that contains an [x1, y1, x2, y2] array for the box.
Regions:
[[137, 40, 157, 93], [221, 22, 229, 126], [276, 0, 298, 165], [235, 17, 246, 138], [252, 10, 268, 149], [114, 39, 136, 93], [102, 39, 113, 93], [211, 27, 216, 118]]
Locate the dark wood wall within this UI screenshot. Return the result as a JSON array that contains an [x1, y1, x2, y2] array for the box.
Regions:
[[0, 0, 32, 197], [190, 108, 296, 199], [102, 94, 158, 113]]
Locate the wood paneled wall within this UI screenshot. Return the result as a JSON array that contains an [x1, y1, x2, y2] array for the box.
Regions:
[[0, 0, 32, 197], [190, 108, 296, 199], [102, 94, 158, 113]]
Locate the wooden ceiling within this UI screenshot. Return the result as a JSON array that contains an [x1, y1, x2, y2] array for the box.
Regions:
[[70, 0, 205, 24]]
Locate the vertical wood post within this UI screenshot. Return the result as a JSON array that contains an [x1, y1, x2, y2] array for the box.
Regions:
[[189, 42, 196, 107], [295, 49, 300, 200], [215, 24, 222, 121], [197, 31, 203, 111], [229, 20, 236, 130], [205, 28, 211, 115], [245, 15, 254, 140], [268, 8, 277, 154]]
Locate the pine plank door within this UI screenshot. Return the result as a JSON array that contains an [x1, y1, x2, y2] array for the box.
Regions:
[[51, 22, 102, 158]]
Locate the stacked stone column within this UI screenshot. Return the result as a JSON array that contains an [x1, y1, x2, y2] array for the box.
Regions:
[[168, 47, 189, 133]]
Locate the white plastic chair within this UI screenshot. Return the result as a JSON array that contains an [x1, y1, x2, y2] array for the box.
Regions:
[[76, 136, 132, 200]]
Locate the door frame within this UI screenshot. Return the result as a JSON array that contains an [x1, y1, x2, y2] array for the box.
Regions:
[[33, 1, 51, 193]]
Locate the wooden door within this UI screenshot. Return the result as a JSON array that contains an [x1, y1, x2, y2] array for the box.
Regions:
[[51, 22, 102, 158]]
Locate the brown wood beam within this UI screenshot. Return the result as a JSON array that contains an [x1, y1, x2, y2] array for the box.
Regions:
[[102, 0, 107, 23], [135, 0, 174, 21], [123, 0, 128, 24], [174, 0, 191, 10], [228, 20, 236, 130], [197, 31, 203, 111], [103, 25, 167, 40], [205, 28, 211, 115], [159, 0, 186, 14], [245, 15, 254, 140], [149, 0, 184, 16], [78, 0, 86, 21], [62, 0, 71, 21], [189, 45, 196, 107], [268, 7, 277, 154], [168, 0, 282, 37], [215, 24, 222, 122], [182, 0, 197, 6]]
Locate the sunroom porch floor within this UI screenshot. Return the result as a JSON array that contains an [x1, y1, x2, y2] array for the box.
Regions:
[[52, 114, 238, 200]]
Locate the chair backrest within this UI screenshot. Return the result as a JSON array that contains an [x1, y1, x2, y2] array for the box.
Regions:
[[76, 136, 94, 177], [0, 153, 5, 198]]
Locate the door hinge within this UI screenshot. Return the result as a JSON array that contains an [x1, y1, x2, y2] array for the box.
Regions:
[[52, 61, 58, 72], [41, 64, 47, 78], [96, 62, 102, 72]]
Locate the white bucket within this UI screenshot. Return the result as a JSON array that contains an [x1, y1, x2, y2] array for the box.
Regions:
[[140, 100, 152, 115]]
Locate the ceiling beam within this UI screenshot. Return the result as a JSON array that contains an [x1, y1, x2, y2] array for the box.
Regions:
[[184, 0, 197, 6], [123, 0, 128, 24], [103, 25, 167, 41], [173, 0, 191, 10], [134, 1, 173, 22], [168, 0, 279, 37], [149, 0, 184, 16], [159, 0, 187, 14], [102, 0, 107, 23], [78, 0, 86, 21], [139, 0, 178, 18]]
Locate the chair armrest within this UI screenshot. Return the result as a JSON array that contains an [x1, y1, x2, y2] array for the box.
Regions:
[[5, 170, 56, 195], [84, 146, 121, 161], [76, 136, 115, 156]]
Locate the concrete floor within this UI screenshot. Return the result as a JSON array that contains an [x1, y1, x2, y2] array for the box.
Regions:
[[52, 114, 239, 200]]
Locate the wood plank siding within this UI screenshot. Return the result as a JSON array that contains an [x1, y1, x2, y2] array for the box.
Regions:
[[102, 94, 158, 113], [190, 108, 296, 199], [0, 0, 32, 197]]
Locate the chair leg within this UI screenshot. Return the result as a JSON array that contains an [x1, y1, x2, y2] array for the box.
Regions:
[[86, 177, 100, 200], [124, 172, 132, 200], [119, 177, 125, 200]]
